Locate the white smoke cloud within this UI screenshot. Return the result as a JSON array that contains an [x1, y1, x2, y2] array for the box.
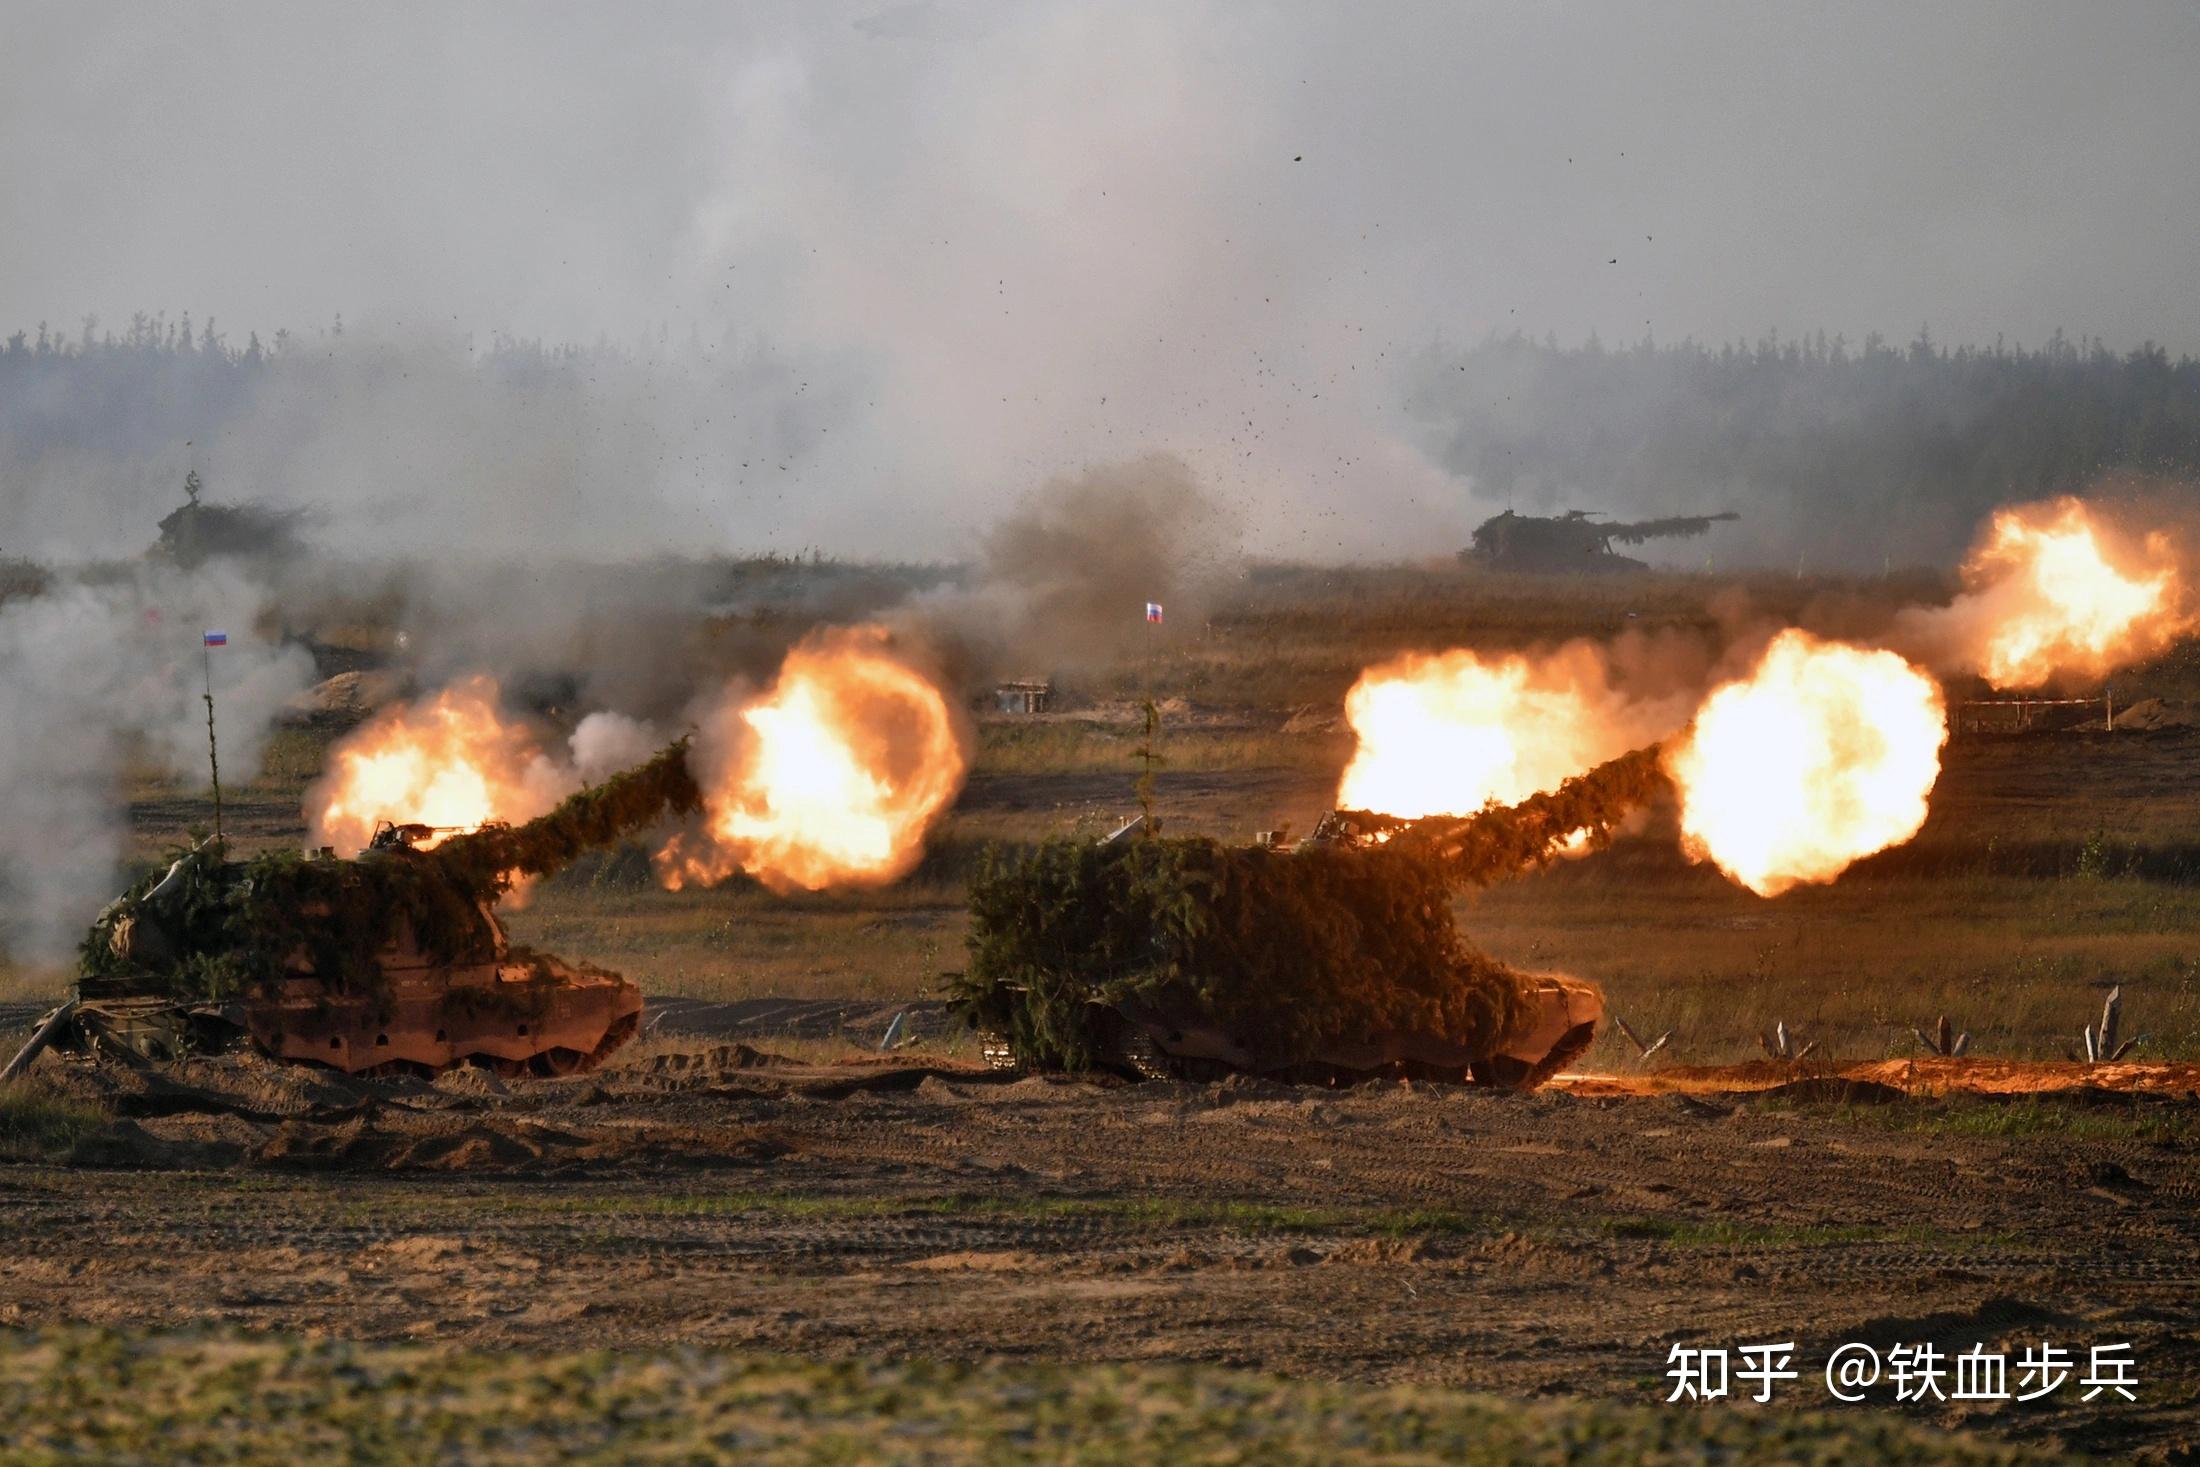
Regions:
[[7, 4, 2197, 565], [0, 563, 312, 959], [569, 711, 661, 785]]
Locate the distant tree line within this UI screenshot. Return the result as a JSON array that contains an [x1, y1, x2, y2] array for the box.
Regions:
[[1406, 329, 2200, 567], [10, 314, 2198, 569], [0, 312, 658, 462]]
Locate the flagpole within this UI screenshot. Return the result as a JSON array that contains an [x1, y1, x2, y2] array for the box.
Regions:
[[202, 638, 224, 851]]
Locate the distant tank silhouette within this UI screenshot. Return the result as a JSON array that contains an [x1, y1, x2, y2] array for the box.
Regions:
[[1462, 508, 1736, 573], [153, 469, 306, 568]]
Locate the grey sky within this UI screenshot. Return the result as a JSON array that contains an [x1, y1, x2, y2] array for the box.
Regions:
[[2, 0, 2195, 556]]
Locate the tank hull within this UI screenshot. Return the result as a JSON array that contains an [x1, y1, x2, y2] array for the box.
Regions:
[[981, 973, 1602, 1091], [244, 958, 641, 1075], [68, 948, 643, 1078]]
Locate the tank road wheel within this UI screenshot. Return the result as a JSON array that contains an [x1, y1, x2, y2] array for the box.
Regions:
[[529, 1012, 640, 1078], [977, 1029, 1023, 1073], [357, 1059, 440, 1080], [1107, 1026, 1235, 1084], [530, 1047, 591, 1078], [1113, 1028, 1180, 1081]]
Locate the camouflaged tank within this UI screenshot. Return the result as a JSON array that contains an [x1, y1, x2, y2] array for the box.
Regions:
[[956, 749, 1666, 1092], [32, 742, 700, 1078]]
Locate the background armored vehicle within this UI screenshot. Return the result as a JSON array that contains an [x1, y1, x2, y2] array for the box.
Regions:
[[1462, 508, 1737, 573], [152, 469, 307, 568], [12, 743, 699, 1078]]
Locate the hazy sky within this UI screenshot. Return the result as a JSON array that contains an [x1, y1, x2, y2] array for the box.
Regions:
[[3, 1, 2196, 556]]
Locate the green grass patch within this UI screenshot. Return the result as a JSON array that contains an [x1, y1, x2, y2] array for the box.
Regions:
[[0, 1083, 106, 1161], [1594, 1215, 2005, 1250], [1777, 1095, 2200, 1145], [503, 1188, 2016, 1254], [0, 1327, 2073, 1465]]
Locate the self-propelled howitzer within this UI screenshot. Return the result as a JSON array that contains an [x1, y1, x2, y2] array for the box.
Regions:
[[1462, 509, 1738, 573], [954, 747, 1672, 1090], [36, 741, 702, 1076]]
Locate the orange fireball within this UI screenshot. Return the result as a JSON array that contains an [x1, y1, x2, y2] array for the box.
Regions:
[[1667, 630, 1946, 897], [1921, 498, 2191, 688], [305, 676, 576, 855], [1337, 645, 1669, 819], [658, 627, 967, 893], [1970, 499, 2188, 687]]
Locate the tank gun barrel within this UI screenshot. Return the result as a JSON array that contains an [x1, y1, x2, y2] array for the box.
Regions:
[[1601, 512, 1738, 545], [1337, 744, 1670, 884], [432, 740, 702, 885]]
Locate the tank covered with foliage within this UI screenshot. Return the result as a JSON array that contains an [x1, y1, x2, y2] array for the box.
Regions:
[[151, 470, 307, 569], [951, 748, 1663, 1087], [64, 741, 701, 1075]]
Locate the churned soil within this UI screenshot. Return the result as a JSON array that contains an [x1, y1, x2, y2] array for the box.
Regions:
[[4, 1043, 2196, 1461]]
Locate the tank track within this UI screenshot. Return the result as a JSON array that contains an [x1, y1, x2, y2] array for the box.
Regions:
[[978, 1029, 1022, 1073], [360, 1010, 641, 1080]]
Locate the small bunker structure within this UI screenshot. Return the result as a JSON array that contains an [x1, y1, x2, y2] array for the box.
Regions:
[[993, 678, 1056, 715]]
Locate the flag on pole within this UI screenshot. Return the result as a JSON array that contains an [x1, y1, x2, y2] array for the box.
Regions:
[[202, 630, 228, 647], [1144, 602, 1164, 624]]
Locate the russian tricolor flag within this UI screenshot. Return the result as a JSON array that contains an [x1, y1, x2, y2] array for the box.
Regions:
[[202, 630, 228, 647], [1144, 602, 1164, 624]]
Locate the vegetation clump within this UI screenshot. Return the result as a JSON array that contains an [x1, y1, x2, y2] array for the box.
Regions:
[[954, 837, 1535, 1071], [0, 1327, 2068, 1465], [0, 1082, 106, 1160]]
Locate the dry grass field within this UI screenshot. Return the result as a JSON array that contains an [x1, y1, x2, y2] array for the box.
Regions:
[[9, 563, 2200, 1069]]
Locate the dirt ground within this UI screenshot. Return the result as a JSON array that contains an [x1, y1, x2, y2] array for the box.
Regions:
[[6, 1044, 2196, 1462]]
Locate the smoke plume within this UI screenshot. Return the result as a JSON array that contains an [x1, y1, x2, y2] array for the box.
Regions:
[[0, 565, 311, 959]]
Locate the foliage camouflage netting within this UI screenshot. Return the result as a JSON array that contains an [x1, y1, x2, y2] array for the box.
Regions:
[[427, 741, 701, 892], [79, 741, 701, 1003], [1372, 745, 1668, 883], [950, 747, 1667, 1072]]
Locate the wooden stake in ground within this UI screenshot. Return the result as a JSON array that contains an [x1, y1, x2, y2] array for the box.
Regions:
[[2079, 985, 2143, 1064], [0, 1000, 78, 1083], [201, 629, 226, 851], [1758, 1020, 1816, 1063], [1613, 1014, 1671, 1064], [1912, 1014, 1969, 1058]]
